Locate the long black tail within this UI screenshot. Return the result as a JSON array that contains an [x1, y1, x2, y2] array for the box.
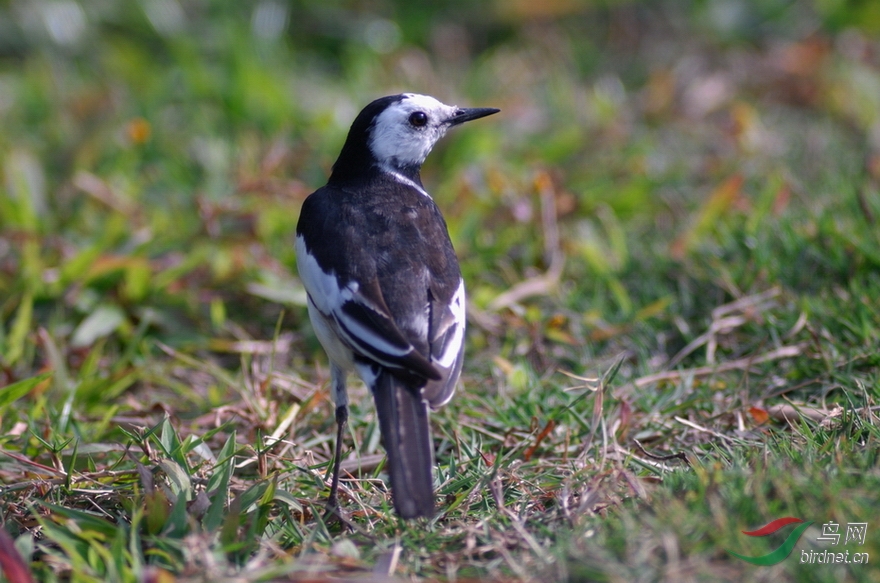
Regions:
[[371, 371, 435, 518]]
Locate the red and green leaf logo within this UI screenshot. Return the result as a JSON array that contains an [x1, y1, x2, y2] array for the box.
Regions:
[[727, 517, 814, 565]]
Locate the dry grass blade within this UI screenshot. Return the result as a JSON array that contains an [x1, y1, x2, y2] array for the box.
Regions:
[[488, 172, 564, 311], [631, 343, 806, 391], [73, 171, 138, 217], [372, 544, 401, 578], [667, 287, 782, 367], [674, 416, 759, 445], [607, 445, 681, 473], [574, 356, 624, 464], [633, 439, 690, 465]]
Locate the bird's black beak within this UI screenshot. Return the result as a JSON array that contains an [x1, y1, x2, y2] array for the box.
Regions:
[[448, 107, 500, 127]]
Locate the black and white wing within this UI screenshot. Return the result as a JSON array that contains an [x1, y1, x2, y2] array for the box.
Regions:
[[296, 179, 464, 392], [422, 274, 465, 407], [295, 249, 439, 382]]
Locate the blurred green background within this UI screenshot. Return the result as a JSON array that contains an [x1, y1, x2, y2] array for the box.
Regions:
[[2, 1, 880, 581], [3, 0, 879, 367]]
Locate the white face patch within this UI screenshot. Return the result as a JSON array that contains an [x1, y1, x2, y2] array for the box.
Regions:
[[368, 94, 459, 170]]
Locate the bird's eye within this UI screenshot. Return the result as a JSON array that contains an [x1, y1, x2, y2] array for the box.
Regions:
[[408, 111, 428, 127]]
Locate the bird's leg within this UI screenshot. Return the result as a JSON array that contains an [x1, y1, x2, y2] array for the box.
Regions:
[[326, 402, 348, 513], [324, 364, 350, 524]]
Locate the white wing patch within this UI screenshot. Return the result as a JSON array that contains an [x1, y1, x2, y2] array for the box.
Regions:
[[296, 235, 416, 374], [295, 235, 356, 315], [336, 308, 413, 359], [435, 279, 466, 369]]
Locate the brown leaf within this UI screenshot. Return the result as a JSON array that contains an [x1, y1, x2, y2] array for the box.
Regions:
[[749, 406, 770, 425]]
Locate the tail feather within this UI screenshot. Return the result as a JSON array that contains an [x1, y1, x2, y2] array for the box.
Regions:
[[372, 371, 435, 518]]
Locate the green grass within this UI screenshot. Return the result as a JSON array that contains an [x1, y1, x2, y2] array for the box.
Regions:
[[1, 1, 880, 581]]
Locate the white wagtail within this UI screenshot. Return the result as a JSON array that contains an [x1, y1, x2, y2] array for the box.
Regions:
[[295, 93, 499, 519]]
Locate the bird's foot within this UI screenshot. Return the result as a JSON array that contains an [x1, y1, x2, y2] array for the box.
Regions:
[[322, 497, 354, 531]]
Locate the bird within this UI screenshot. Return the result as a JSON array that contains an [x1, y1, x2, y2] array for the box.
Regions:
[[295, 93, 499, 519]]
